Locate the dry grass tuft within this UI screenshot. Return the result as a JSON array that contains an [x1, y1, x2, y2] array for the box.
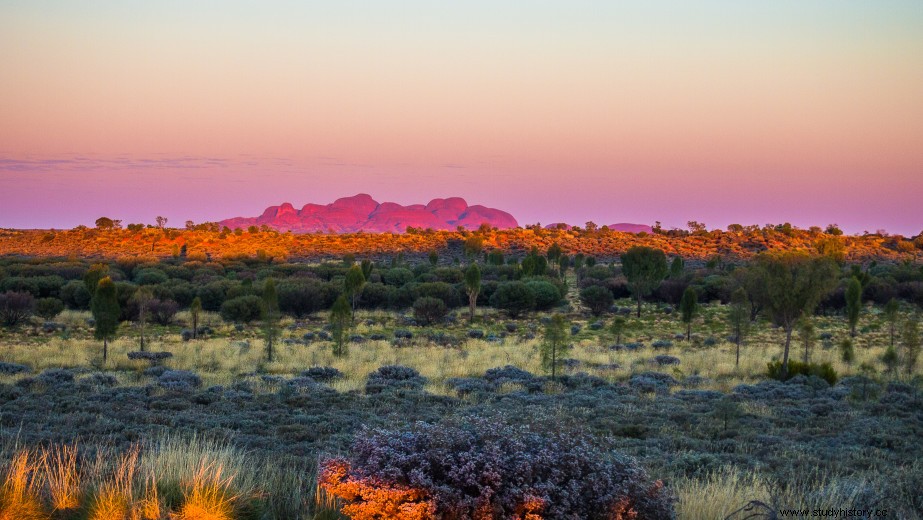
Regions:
[[0, 451, 48, 520], [173, 462, 236, 520], [42, 443, 80, 512], [88, 446, 138, 520]]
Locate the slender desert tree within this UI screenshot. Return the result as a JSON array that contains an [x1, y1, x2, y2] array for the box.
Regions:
[[621, 246, 668, 317], [727, 287, 750, 367], [262, 278, 280, 363], [884, 298, 899, 348], [679, 286, 699, 341], [330, 295, 352, 358], [344, 265, 366, 313], [91, 277, 120, 363], [903, 318, 920, 376], [749, 252, 838, 378], [464, 263, 481, 323], [131, 287, 153, 351], [610, 316, 627, 345], [845, 276, 862, 337], [541, 314, 569, 381], [797, 317, 816, 364], [190, 296, 202, 340]]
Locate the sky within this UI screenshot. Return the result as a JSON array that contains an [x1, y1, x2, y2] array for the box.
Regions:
[[1, 1, 922, 234]]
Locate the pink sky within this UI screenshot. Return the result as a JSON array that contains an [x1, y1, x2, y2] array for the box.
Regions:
[[1, 2, 922, 234]]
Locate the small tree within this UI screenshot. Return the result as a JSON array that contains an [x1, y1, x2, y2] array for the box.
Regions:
[[797, 317, 816, 364], [669, 257, 684, 278], [845, 276, 862, 336], [541, 314, 569, 381], [902, 318, 920, 375], [750, 252, 838, 378], [329, 295, 352, 358], [840, 338, 855, 369], [558, 255, 569, 278], [344, 264, 366, 313], [464, 263, 481, 323], [881, 345, 899, 377], [727, 287, 750, 367], [83, 263, 109, 299], [610, 316, 627, 345], [546, 242, 563, 271], [712, 397, 741, 432], [679, 286, 699, 341], [428, 250, 439, 266], [463, 235, 483, 261], [91, 277, 120, 363], [884, 298, 899, 348], [96, 217, 115, 229], [189, 296, 202, 340], [155, 216, 168, 230], [130, 287, 153, 351], [262, 278, 280, 363], [361, 259, 374, 280], [621, 246, 668, 317]]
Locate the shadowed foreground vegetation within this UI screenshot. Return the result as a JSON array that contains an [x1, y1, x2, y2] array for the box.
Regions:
[[1, 245, 922, 518]]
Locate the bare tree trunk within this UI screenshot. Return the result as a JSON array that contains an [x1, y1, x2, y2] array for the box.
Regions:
[[636, 294, 642, 318], [781, 326, 793, 379], [103, 338, 108, 363], [469, 292, 477, 323], [735, 336, 741, 367], [551, 344, 557, 381]]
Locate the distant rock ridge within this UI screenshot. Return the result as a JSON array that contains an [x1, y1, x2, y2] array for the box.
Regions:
[[219, 194, 519, 233]]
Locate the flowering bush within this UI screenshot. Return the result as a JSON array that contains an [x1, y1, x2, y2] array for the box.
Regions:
[[320, 417, 675, 519]]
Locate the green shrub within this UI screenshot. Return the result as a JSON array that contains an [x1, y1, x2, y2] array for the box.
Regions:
[[580, 285, 614, 316], [767, 359, 838, 385], [526, 280, 562, 310], [220, 295, 263, 323], [413, 297, 447, 325], [489, 281, 535, 318], [34, 297, 64, 320]]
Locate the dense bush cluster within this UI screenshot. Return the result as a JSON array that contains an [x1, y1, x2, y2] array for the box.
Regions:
[[321, 417, 676, 519], [767, 360, 838, 385], [365, 365, 428, 394], [1, 242, 922, 335]]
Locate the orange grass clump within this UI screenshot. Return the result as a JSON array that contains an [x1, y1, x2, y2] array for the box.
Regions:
[[89, 446, 138, 520], [0, 451, 49, 520], [319, 459, 436, 520], [42, 444, 80, 512], [135, 472, 163, 520], [173, 462, 236, 520]]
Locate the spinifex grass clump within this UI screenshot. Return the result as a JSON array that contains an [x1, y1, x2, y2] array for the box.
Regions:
[[0, 436, 279, 519], [320, 416, 675, 519], [0, 451, 47, 520]]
